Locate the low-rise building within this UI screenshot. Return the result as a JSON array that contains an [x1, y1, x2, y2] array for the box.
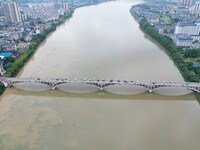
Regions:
[[1, 43, 17, 51], [190, 1, 200, 16], [191, 35, 200, 42], [0, 58, 5, 76], [173, 34, 193, 47], [174, 22, 200, 36]]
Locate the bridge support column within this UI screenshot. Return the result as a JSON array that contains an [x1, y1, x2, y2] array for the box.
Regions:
[[51, 86, 56, 90], [147, 84, 157, 93], [148, 89, 153, 93], [50, 83, 57, 90], [140, 84, 154, 93], [99, 87, 104, 91], [93, 83, 105, 91]]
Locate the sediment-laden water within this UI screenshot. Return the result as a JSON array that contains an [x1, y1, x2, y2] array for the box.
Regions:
[[0, 1, 199, 150]]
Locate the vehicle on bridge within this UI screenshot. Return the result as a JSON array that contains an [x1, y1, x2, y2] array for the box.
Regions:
[[0, 77, 199, 93]]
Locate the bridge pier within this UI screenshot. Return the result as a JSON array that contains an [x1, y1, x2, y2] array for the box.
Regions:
[[89, 83, 106, 91], [140, 84, 155, 93], [98, 83, 114, 91], [148, 89, 153, 93], [50, 82, 63, 90], [51, 86, 56, 90], [99, 87, 104, 91], [146, 84, 167, 93]]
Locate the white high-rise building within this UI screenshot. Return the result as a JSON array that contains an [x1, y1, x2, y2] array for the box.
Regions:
[[174, 23, 200, 36], [180, 0, 192, 6], [2, 0, 22, 23], [193, 1, 200, 14]]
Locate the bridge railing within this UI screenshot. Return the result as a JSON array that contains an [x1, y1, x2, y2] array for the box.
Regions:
[[0, 77, 199, 93]]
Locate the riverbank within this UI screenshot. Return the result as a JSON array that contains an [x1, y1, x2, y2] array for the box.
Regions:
[[130, 6, 200, 104], [0, 1, 111, 95], [0, 0, 198, 103], [74, 0, 111, 9], [0, 9, 74, 94]]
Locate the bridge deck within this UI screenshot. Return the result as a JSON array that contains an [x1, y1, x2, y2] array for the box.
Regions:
[[0, 77, 199, 93]]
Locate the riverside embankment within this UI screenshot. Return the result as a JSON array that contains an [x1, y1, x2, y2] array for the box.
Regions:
[[0, 1, 199, 150], [130, 4, 200, 103], [0, 9, 74, 95]]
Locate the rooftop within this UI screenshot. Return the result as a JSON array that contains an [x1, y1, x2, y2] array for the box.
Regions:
[[175, 34, 193, 40]]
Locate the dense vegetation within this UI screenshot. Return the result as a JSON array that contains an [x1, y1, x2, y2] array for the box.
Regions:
[[139, 19, 200, 82], [0, 10, 74, 95], [184, 49, 200, 59], [131, 5, 200, 102], [138, 18, 200, 103]]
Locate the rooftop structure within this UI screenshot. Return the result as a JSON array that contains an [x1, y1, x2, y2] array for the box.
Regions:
[[174, 22, 200, 36], [179, 0, 192, 7], [174, 34, 193, 47]]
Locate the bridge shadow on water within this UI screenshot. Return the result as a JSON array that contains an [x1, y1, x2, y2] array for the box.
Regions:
[[10, 83, 196, 101]]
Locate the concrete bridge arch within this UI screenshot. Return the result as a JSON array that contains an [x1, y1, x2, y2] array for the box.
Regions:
[[0, 77, 199, 94]]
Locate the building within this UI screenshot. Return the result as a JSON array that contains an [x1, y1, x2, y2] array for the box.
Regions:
[[21, 12, 27, 22], [0, 4, 4, 16], [194, 1, 200, 11], [173, 34, 193, 47], [27, 3, 54, 9], [180, 0, 192, 6], [174, 23, 200, 36], [1, 0, 22, 23], [191, 1, 200, 15], [191, 35, 200, 42], [0, 58, 5, 76], [192, 40, 200, 49]]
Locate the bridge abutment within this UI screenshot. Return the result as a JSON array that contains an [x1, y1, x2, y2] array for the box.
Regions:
[[188, 87, 200, 93], [0, 81, 11, 88]]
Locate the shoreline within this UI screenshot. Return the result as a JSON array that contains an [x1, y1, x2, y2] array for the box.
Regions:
[[0, 2, 109, 95], [0, 1, 199, 102], [130, 5, 200, 104]]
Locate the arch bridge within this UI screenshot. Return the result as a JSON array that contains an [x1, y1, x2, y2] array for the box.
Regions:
[[0, 77, 200, 93]]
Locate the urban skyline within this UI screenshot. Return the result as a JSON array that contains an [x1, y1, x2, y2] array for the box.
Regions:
[[2, 0, 22, 23]]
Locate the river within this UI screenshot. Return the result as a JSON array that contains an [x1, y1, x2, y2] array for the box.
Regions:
[[0, 1, 200, 150]]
